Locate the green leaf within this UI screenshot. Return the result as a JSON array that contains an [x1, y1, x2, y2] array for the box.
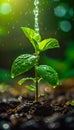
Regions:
[[25, 85, 36, 91], [70, 100, 74, 106], [39, 38, 60, 51], [21, 27, 41, 50], [36, 65, 59, 86], [18, 77, 35, 85], [11, 54, 37, 78]]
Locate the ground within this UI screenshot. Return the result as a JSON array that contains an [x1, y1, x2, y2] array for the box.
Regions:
[[0, 78, 74, 130]]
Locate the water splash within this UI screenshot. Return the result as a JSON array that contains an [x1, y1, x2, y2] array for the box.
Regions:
[[33, 0, 39, 32]]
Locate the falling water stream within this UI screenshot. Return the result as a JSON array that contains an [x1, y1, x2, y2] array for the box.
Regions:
[[33, 0, 39, 32]]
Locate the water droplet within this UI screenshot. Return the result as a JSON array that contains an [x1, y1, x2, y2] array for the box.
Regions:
[[33, 0, 39, 32], [34, 0, 39, 6]]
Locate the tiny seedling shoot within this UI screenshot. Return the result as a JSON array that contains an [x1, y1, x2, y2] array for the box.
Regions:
[[11, 27, 60, 102]]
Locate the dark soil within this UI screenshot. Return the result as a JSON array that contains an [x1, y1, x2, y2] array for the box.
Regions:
[[0, 79, 74, 130]]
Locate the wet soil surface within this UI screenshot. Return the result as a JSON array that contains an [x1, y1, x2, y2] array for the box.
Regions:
[[0, 80, 74, 130]]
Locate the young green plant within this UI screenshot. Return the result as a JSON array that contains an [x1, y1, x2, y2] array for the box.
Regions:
[[11, 27, 60, 102]]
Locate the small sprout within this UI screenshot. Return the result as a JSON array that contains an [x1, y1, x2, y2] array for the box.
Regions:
[[11, 27, 60, 102]]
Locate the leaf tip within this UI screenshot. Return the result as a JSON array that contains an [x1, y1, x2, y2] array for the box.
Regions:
[[18, 81, 21, 85], [11, 74, 14, 79]]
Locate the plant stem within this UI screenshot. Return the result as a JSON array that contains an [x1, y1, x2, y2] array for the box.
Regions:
[[35, 64, 38, 102], [35, 51, 39, 102]]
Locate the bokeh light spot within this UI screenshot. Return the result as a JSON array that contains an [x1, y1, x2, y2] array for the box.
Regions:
[[59, 20, 72, 32], [68, 8, 74, 17], [0, 3, 12, 15], [54, 5, 67, 17], [3, 123, 10, 129]]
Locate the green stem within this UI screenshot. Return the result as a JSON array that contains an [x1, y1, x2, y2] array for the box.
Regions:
[[35, 51, 39, 102], [35, 65, 38, 102]]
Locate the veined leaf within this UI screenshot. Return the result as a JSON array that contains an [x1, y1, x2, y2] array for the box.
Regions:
[[21, 27, 41, 50], [39, 38, 59, 51], [36, 65, 59, 86], [18, 77, 35, 85], [11, 54, 37, 78], [25, 85, 36, 91]]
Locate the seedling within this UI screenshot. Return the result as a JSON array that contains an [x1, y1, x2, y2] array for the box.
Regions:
[[11, 27, 60, 102]]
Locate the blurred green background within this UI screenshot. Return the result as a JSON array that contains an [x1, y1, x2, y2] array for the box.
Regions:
[[0, 0, 74, 84]]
